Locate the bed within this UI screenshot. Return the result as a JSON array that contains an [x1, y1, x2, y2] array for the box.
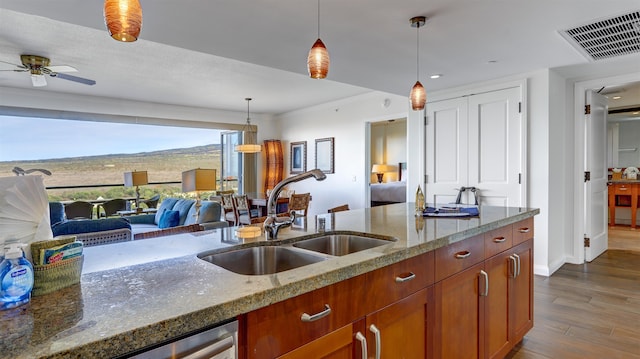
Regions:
[[371, 162, 407, 206]]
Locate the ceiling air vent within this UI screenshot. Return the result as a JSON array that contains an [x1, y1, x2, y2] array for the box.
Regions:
[[560, 11, 640, 61]]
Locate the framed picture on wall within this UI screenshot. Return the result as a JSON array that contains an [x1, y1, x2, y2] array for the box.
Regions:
[[290, 141, 307, 174], [315, 137, 335, 174]]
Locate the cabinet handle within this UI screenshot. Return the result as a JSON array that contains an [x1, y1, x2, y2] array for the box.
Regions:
[[395, 272, 416, 283], [369, 324, 381, 359], [479, 270, 489, 297], [455, 251, 471, 259], [355, 332, 367, 359], [509, 256, 517, 278], [300, 304, 331, 322], [493, 236, 506, 243], [513, 253, 521, 277], [518, 227, 530, 233]]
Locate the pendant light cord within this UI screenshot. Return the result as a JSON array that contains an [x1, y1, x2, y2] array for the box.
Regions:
[[416, 22, 420, 80], [317, 0, 321, 38]]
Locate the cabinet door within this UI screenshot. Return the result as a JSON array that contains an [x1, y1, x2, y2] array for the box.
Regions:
[[365, 288, 431, 359], [484, 250, 512, 359], [434, 262, 485, 359], [510, 239, 533, 342], [277, 324, 359, 359]]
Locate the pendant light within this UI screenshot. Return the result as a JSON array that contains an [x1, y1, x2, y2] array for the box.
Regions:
[[104, 0, 143, 42], [235, 98, 262, 153], [409, 16, 427, 111], [307, 0, 330, 79]]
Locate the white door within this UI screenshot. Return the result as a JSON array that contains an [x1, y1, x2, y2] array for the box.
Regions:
[[584, 90, 608, 262], [425, 87, 523, 206], [425, 97, 468, 205], [468, 87, 522, 206]]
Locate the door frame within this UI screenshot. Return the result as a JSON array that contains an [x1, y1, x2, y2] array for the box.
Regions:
[[572, 72, 640, 264]]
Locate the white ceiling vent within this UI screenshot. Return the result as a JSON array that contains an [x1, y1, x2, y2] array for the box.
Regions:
[[560, 11, 640, 61]]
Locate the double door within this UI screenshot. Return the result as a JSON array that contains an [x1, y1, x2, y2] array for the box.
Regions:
[[425, 87, 523, 206]]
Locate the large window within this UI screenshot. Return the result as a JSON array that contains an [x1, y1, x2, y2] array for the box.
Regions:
[[0, 115, 224, 202]]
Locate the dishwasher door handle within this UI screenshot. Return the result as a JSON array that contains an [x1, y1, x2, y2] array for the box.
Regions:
[[182, 335, 235, 359]]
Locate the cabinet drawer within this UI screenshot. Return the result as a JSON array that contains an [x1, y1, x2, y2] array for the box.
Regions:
[[245, 274, 366, 359], [513, 218, 534, 246], [365, 251, 434, 312], [434, 234, 484, 282], [612, 184, 632, 195], [484, 225, 513, 258]]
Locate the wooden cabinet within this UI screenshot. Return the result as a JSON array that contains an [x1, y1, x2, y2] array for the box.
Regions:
[[608, 182, 639, 228], [276, 323, 361, 359]]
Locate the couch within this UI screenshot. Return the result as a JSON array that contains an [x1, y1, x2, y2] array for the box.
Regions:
[[49, 202, 132, 247], [126, 198, 228, 239]]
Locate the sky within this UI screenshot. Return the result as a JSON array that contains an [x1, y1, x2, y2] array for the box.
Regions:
[[0, 116, 223, 161]]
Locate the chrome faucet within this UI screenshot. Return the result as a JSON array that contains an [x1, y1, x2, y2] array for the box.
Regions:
[[264, 169, 327, 239]]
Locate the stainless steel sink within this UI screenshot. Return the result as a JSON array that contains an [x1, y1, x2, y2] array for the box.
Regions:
[[292, 234, 394, 256], [198, 246, 326, 275]]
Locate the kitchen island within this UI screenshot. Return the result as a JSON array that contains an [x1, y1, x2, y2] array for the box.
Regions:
[[0, 203, 538, 359]]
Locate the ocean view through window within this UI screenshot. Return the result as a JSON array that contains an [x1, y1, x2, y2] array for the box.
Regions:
[[0, 115, 225, 203]]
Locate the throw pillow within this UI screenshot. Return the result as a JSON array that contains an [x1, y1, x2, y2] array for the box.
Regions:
[[158, 210, 180, 229]]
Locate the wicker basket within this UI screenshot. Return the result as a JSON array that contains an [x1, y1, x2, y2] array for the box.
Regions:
[[32, 255, 84, 297]]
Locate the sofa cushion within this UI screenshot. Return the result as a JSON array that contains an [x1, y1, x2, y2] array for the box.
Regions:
[[184, 201, 221, 225], [154, 198, 179, 224], [172, 199, 196, 226], [49, 202, 66, 226], [158, 210, 180, 229], [51, 217, 131, 237]]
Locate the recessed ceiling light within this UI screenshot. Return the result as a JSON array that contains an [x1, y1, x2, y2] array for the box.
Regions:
[[430, 74, 442, 79], [487, 60, 498, 64], [612, 96, 622, 100]]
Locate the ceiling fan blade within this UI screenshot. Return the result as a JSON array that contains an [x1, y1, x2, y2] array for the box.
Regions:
[[46, 65, 77, 73], [52, 72, 96, 86], [31, 74, 47, 87]]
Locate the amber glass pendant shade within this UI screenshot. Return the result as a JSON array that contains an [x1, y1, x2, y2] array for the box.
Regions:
[[307, 38, 330, 79], [104, 0, 143, 42], [410, 81, 426, 111]]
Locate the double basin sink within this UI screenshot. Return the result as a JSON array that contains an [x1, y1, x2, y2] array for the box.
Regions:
[[198, 233, 396, 276]]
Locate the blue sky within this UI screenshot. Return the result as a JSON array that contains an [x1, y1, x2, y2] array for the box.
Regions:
[[0, 116, 222, 161]]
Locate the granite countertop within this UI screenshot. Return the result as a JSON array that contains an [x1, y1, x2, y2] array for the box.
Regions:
[[0, 203, 539, 359], [608, 179, 640, 184]]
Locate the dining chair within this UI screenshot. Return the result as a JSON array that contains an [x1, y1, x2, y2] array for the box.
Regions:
[[100, 198, 128, 218], [234, 195, 261, 225], [288, 193, 311, 217], [139, 194, 160, 209], [220, 194, 237, 225], [328, 204, 350, 213], [64, 201, 94, 219]]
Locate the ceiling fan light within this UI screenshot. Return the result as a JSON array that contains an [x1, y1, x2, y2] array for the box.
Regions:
[[410, 81, 426, 111], [104, 0, 143, 42], [307, 38, 330, 79]]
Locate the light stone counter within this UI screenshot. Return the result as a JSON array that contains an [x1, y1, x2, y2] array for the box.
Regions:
[[0, 203, 539, 359]]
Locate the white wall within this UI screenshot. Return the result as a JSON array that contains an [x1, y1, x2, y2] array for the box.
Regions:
[[275, 92, 409, 217]]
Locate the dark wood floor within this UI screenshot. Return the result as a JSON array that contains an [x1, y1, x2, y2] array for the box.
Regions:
[[507, 227, 640, 358]]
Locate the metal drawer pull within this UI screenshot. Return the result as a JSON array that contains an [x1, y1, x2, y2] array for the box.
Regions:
[[300, 304, 331, 322], [355, 332, 367, 359], [480, 270, 489, 297], [455, 251, 471, 259], [395, 272, 416, 283], [518, 227, 530, 233], [509, 256, 517, 278], [513, 253, 521, 277], [493, 236, 506, 243], [369, 324, 381, 359]]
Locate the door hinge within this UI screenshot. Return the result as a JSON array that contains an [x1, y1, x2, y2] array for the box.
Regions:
[[424, 115, 428, 126], [518, 102, 522, 113], [424, 174, 428, 183], [584, 236, 590, 247], [585, 104, 591, 115], [584, 171, 591, 182], [518, 173, 522, 184]]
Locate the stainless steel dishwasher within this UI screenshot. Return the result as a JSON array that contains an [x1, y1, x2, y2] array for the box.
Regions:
[[125, 319, 238, 359]]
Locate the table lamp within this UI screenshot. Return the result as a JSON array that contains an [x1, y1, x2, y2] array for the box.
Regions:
[[124, 170, 148, 209], [182, 168, 216, 222], [371, 164, 394, 183]]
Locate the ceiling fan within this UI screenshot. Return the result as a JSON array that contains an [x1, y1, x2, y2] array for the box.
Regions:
[[0, 54, 96, 87]]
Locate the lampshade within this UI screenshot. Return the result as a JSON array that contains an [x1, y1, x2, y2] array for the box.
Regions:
[[104, 0, 143, 42], [307, 39, 330, 79], [409, 16, 427, 111], [371, 164, 395, 174], [182, 169, 216, 193], [410, 81, 426, 111], [264, 140, 284, 193], [123, 170, 148, 187], [235, 98, 262, 153]]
